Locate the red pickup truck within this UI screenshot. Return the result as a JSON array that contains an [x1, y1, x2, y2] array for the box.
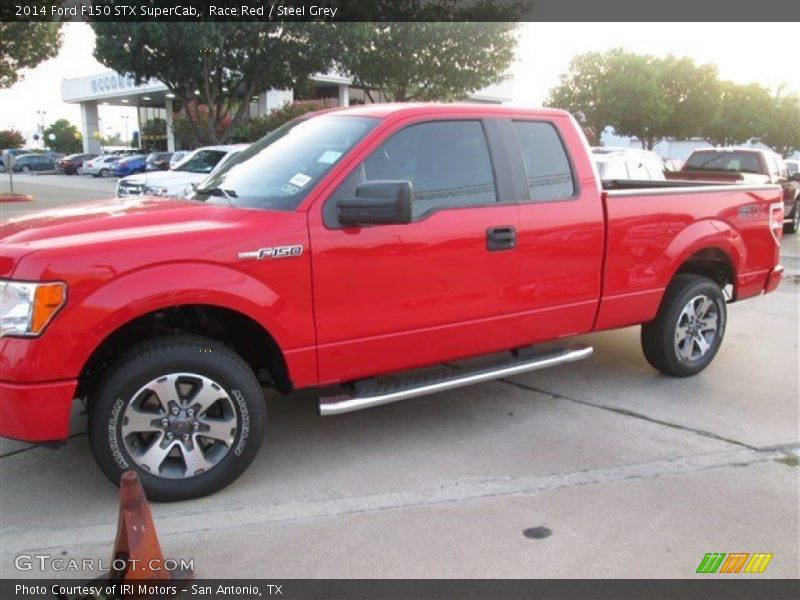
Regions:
[[0, 105, 784, 500]]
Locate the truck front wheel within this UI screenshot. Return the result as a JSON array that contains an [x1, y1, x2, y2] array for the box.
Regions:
[[641, 274, 726, 377], [88, 335, 266, 501]]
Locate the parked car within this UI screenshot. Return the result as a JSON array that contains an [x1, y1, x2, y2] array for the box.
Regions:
[[668, 148, 800, 233], [116, 145, 247, 197], [0, 104, 784, 501], [1, 148, 39, 172], [111, 154, 147, 177], [592, 147, 666, 181], [169, 151, 189, 169], [56, 153, 97, 175], [9, 153, 56, 173], [82, 155, 122, 178], [145, 152, 174, 171]]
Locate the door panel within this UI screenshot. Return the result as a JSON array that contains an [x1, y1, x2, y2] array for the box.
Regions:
[[308, 118, 521, 385], [512, 118, 606, 342]]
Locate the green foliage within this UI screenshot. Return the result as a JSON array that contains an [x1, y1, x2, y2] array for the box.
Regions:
[[90, 23, 340, 145], [763, 92, 800, 157], [0, 129, 26, 149], [0, 22, 63, 88], [227, 100, 336, 144], [43, 119, 82, 154], [335, 23, 518, 102], [547, 49, 719, 149], [705, 82, 773, 147], [547, 48, 797, 154]]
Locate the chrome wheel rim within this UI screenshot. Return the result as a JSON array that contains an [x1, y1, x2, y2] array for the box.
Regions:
[[674, 295, 719, 362], [793, 208, 799, 230], [120, 372, 238, 479]]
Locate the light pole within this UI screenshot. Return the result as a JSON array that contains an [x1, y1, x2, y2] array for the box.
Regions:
[[36, 110, 47, 148], [122, 115, 129, 148]]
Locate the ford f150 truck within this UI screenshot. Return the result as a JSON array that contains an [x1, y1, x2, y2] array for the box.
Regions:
[[0, 105, 784, 501]]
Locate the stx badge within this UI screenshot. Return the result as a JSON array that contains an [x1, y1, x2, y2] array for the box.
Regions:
[[238, 245, 304, 260]]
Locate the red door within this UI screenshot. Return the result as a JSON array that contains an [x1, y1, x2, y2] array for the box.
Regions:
[[308, 118, 521, 385], [510, 117, 605, 342]]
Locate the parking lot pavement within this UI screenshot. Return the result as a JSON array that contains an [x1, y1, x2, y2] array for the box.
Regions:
[[0, 186, 797, 578], [0, 173, 118, 220]]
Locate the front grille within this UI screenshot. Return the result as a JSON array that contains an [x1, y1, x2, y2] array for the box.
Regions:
[[116, 181, 145, 197]]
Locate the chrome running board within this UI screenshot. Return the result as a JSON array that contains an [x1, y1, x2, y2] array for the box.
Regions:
[[318, 345, 593, 416]]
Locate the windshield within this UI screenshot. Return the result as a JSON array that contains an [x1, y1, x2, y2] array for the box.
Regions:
[[684, 151, 763, 174], [174, 149, 228, 174], [193, 115, 379, 211], [787, 161, 799, 176]]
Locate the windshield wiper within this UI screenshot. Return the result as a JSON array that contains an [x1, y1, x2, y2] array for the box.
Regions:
[[198, 187, 239, 207]]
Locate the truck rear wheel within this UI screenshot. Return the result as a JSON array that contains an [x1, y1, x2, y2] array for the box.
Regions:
[[641, 274, 726, 377], [88, 335, 266, 501]]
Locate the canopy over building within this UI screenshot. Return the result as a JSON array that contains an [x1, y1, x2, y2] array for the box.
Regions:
[[61, 71, 512, 154]]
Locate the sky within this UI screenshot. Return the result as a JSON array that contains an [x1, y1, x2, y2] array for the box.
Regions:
[[1, 22, 797, 145]]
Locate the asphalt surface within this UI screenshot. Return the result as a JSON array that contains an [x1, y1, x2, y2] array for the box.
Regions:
[[0, 175, 798, 579]]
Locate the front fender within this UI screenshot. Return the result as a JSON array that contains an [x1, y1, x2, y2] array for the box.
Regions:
[[0, 262, 311, 383]]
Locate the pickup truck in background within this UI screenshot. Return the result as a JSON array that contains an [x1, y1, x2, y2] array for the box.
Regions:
[[0, 105, 784, 500], [667, 147, 800, 233]]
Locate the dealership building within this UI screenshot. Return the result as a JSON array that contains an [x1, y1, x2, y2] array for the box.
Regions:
[[61, 70, 513, 154]]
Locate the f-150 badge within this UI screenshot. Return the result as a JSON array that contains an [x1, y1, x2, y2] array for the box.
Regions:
[[238, 245, 304, 260]]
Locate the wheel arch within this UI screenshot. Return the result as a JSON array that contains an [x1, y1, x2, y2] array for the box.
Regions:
[[76, 304, 292, 405]]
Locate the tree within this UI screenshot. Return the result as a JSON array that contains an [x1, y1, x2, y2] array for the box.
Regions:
[[91, 23, 340, 145], [546, 49, 721, 149], [335, 22, 518, 102], [705, 82, 773, 147], [0, 22, 63, 88], [0, 129, 26, 149], [43, 119, 82, 154], [763, 91, 800, 157]]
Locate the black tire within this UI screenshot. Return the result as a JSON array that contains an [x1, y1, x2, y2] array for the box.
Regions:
[[88, 334, 266, 501], [99, 168, 110, 178], [784, 200, 799, 234], [641, 274, 727, 377]]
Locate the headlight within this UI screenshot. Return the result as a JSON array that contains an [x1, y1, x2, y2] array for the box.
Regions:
[[144, 186, 169, 197], [0, 281, 67, 337]]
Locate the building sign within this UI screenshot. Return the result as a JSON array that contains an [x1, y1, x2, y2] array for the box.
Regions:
[[89, 73, 160, 95]]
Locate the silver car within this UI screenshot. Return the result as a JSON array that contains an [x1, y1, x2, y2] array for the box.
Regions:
[[82, 154, 122, 178]]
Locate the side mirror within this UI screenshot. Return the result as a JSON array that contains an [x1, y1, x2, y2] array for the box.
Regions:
[[337, 180, 413, 226]]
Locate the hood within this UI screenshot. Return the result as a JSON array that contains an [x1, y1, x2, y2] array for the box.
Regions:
[[0, 197, 249, 277], [1, 197, 244, 246], [120, 170, 208, 193]]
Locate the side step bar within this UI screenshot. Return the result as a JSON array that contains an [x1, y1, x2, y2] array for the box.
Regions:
[[318, 345, 593, 416]]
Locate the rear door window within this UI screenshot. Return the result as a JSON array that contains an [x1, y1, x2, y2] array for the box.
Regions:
[[512, 121, 575, 201]]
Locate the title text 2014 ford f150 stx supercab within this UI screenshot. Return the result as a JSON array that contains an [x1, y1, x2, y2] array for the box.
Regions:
[[0, 105, 784, 500]]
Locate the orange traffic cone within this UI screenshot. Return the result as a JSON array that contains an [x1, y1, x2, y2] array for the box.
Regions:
[[89, 471, 193, 599]]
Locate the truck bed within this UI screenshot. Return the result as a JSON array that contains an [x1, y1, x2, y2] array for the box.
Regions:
[[594, 182, 783, 331]]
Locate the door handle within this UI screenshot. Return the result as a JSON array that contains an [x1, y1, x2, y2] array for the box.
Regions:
[[486, 226, 516, 251]]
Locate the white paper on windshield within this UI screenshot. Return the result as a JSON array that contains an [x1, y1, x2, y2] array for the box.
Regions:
[[318, 151, 342, 165], [289, 173, 312, 188]]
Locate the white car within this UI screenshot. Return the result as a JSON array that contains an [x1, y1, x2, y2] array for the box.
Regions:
[[82, 155, 122, 178], [115, 144, 248, 198], [592, 147, 666, 181], [168, 151, 189, 169]]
